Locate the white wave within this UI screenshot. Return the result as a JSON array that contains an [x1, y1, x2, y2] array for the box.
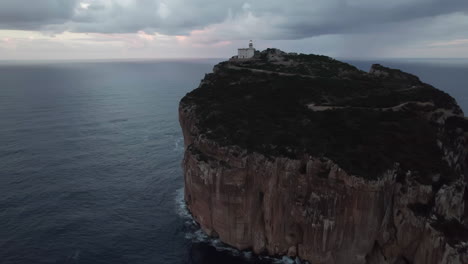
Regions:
[[175, 187, 189, 219], [173, 137, 184, 152], [175, 187, 198, 228]]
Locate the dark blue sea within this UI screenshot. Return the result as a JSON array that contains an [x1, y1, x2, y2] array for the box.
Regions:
[[0, 58, 467, 264]]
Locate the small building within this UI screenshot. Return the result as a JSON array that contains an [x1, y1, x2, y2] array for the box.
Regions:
[[237, 40, 255, 59]]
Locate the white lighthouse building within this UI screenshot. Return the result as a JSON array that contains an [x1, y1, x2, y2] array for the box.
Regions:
[[237, 40, 255, 59]]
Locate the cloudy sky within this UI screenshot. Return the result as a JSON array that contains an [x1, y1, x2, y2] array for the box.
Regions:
[[0, 0, 467, 60]]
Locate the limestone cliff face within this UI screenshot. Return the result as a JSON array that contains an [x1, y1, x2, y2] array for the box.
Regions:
[[179, 49, 468, 264]]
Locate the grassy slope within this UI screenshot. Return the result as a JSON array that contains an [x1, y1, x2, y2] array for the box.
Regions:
[[181, 50, 461, 181]]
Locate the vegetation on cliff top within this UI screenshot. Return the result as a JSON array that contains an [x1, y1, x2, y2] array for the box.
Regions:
[[181, 49, 463, 181]]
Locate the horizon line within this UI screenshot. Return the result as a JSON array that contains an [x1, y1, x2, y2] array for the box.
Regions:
[[1, 56, 468, 64]]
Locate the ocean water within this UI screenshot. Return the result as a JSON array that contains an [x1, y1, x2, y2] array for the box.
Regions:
[[0, 58, 467, 264]]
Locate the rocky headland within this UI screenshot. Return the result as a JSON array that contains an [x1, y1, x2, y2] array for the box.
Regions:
[[179, 49, 468, 264]]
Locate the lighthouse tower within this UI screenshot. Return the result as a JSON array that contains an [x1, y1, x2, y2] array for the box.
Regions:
[[238, 40, 255, 59]]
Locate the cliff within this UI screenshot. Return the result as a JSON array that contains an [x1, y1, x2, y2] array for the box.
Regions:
[[179, 49, 468, 264]]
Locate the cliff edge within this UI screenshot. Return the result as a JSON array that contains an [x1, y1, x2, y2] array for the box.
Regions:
[[179, 49, 468, 264]]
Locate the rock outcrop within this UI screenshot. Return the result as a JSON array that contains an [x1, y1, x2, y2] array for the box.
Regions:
[[179, 49, 468, 264]]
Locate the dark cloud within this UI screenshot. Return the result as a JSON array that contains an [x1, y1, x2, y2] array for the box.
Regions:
[[63, 0, 243, 35], [260, 0, 468, 39], [0, 0, 467, 41], [0, 0, 78, 30]]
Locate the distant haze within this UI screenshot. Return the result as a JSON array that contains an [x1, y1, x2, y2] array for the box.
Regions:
[[0, 0, 468, 60]]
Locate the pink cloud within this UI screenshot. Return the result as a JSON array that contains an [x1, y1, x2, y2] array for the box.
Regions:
[[137, 31, 154, 41], [429, 39, 468, 47], [212, 40, 232, 47]]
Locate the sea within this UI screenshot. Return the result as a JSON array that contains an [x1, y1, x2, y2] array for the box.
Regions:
[[0, 58, 467, 264]]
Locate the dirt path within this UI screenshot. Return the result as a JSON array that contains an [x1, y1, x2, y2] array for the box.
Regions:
[[307, 101, 434, 112], [226, 65, 316, 78]]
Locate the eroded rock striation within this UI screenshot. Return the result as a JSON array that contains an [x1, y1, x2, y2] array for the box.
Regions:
[[179, 49, 468, 264]]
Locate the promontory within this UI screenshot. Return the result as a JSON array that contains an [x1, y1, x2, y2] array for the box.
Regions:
[[179, 49, 468, 264]]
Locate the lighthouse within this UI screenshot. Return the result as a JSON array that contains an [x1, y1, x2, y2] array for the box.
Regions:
[[237, 40, 255, 59]]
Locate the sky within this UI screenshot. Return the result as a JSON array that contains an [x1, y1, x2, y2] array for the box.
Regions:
[[0, 0, 467, 60]]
